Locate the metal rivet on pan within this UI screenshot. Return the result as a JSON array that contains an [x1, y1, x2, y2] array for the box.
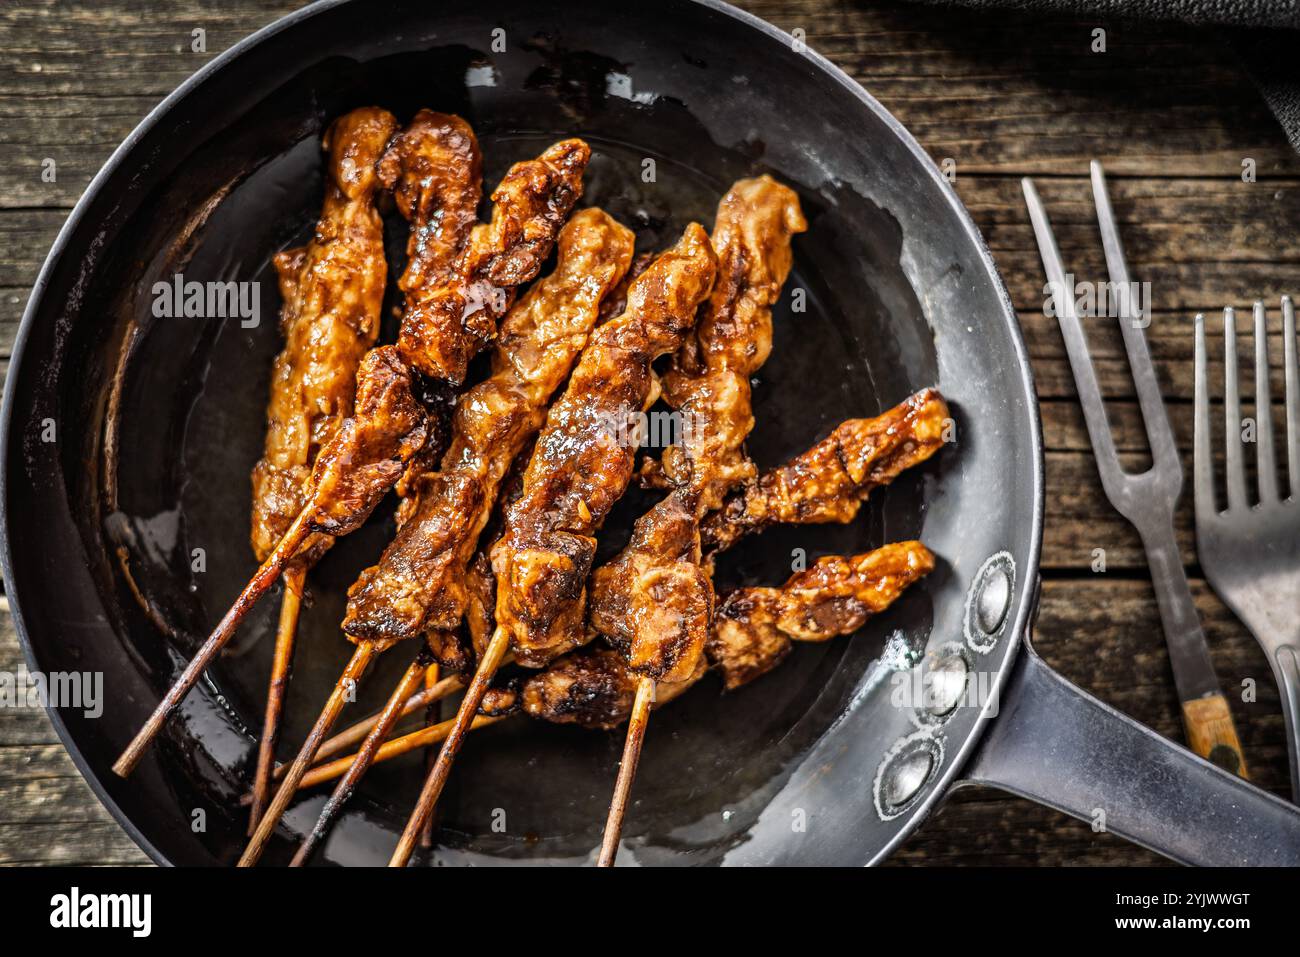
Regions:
[[964, 551, 1015, 654], [976, 566, 1011, 635], [925, 653, 969, 718], [873, 732, 944, 820], [883, 749, 933, 808]]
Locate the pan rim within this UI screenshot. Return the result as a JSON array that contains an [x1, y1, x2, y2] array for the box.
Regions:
[[0, 0, 1045, 867]]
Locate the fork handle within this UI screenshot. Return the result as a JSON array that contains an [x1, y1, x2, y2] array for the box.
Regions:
[[1135, 519, 1250, 778], [1273, 646, 1300, 801], [1181, 693, 1249, 780]]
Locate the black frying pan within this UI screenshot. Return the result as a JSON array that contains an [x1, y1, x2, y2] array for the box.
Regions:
[[5, 0, 1300, 866]]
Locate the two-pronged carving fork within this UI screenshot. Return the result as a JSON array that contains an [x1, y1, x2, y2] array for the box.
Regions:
[[1022, 161, 1249, 777]]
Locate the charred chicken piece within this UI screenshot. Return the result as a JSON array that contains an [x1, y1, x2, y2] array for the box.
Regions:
[[396, 138, 592, 383], [341, 209, 636, 652], [588, 492, 715, 683], [590, 177, 806, 684], [300, 346, 428, 544], [492, 223, 719, 668], [701, 388, 950, 555], [709, 540, 935, 689], [378, 110, 483, 299], [250, 106, 398, 566], [657, 175, 808, 510], [520, 645, 704, 730]]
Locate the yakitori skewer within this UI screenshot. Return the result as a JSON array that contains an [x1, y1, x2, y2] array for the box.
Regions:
[[342, 207, 633, 648], [254, 385, 949, 856], [247, 106, 397, 830], [699, 388, 951, 557], [368, 110, 484, 845], [239, 136, 594, 865], [295, 384, 946, 858], [589, 176, 806, 864], [284, 542, 936, 794], [299, 387, 950, 784], [389, 222, 718, 866], [288, 207, 633, 859], [113, 345, 429, 779]]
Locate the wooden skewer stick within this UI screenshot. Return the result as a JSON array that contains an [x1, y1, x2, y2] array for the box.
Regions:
[[249, 564, 306, 833], [418, 660, 442, 849], [239, 641, 376, 867], [254, 663, 481, 790], [113, 509, 313, 778], [389, 626, 510, 866], [241, 711, 502, 800], [292, 651, 510, 777], [597, 675, 655, 867], [290, 648, 433, 866], [273, 672, 466, 779]]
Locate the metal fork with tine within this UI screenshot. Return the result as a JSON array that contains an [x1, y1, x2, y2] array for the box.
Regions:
[[1195, 298, 1300, 799], [1023, 162, 1249, 777]]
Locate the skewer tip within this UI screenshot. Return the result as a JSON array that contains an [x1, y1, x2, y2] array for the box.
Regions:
[[596, 675, 655, 867]]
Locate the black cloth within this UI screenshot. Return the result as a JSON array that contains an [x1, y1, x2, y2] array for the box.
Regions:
[[907, 0, 1300, 152]]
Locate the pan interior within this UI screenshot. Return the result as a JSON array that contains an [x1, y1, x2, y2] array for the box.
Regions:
[[5, 0, 1035, 866]]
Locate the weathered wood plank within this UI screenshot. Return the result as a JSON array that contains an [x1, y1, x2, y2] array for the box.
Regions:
[[0, 95, 164, 208], [0, 612, 66, 747], [0, 0, 296, 98], [0, 1, 1295, 200], [972, 176, 1300, 315], [0, 823, 150, 865], [0, 632, 149, 864], [744, 0, 1300, 176]]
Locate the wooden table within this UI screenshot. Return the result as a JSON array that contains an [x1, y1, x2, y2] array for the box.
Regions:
[[1, 0, 1295, 866]]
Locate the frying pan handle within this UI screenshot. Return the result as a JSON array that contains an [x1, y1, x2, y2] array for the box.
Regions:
[[959, 636, 1300, 866]]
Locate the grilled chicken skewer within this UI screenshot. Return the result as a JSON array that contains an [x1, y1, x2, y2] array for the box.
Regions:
[[388, 223, 718, 866], [295, 390, 946, 785], [700, 387, 950, 557], [286, 541, 935, 793], [299, 386, 949, 785], [287, 208, 634, 863], [546, 541, 937, 719], [371, 109, 484, 843], [252, 386, 948, 854], [240, 136, 593, 866], [117, 109, 400, 783], [246, 107, 399, 830], [343, 208, 634, 649], [113, 343, 429, 779], [117, 111, 484, 786], [589, 177, 806, 864]]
